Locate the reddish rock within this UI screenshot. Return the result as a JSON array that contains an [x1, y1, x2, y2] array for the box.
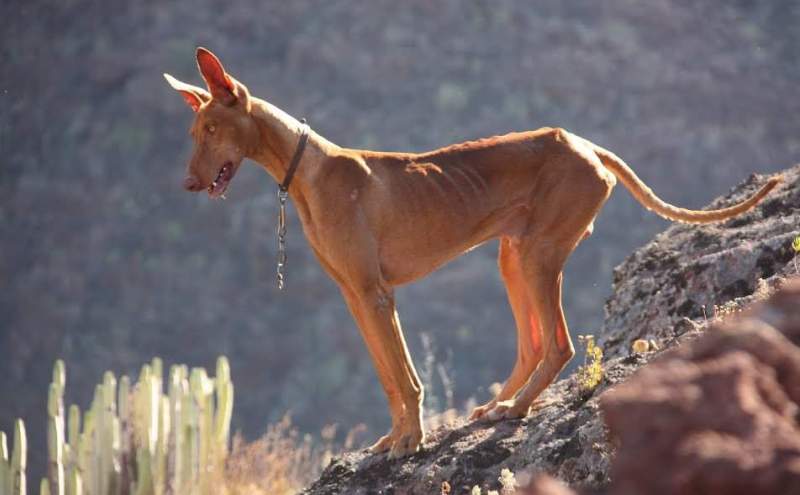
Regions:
[[517, 474, 577, 495], [601, 278, 800, 495]]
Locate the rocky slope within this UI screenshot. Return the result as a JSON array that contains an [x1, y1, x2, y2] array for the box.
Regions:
[[521, 277, 800, 495], [303, 355, 637, 495], [303, 165, 800, 494], [600, 165, 800, 358]]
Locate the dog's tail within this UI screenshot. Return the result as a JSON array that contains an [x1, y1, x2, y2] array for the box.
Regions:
[[592, 144, 781, 224]]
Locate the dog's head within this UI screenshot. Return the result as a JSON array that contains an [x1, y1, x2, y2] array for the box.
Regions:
[[164, 48, 259, 198]]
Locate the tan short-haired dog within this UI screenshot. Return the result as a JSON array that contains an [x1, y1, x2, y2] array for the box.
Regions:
[[165, 47, 780, 458]]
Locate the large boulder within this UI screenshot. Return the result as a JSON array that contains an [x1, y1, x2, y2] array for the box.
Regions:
[[601, 278, 800, 495]]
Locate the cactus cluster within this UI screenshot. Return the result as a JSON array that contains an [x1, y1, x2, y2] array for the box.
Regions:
[[0, 357, 234, 495], [0, 420, 26, 495]]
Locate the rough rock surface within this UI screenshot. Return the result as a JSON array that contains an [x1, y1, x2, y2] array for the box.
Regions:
[[303, 166, 800, 494], [600, 165, 800, 358], [602, 279, 800, 495], [303, 353, 635, 495], [516, 475, 578, 495]]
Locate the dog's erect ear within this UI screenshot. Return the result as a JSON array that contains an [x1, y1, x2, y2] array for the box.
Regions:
[[163, 73, 210, 112], [196, 47, 237, 106]]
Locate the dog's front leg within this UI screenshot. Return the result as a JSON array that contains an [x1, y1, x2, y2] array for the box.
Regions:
[[339, 282, 425, 458]]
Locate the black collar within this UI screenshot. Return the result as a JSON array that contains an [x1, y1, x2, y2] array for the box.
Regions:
[[279, 118, 310, 193]]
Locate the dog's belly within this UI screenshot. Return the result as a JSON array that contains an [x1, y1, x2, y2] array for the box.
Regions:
[[377, 202, 529, 286], [379, 240, 485, 286]]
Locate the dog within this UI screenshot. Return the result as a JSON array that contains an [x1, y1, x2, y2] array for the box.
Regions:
[[165, 47, 780, 458]]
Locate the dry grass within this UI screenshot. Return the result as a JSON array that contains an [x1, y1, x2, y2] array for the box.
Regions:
[[224, 415, 367, 495], [425, 408, 461, 431], [712, 277, 776, 324], [712, 300, 743, 322]]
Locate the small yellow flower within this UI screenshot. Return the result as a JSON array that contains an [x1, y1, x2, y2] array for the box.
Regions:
[[577, 335, 604, 393], [632, 339, 650, 354]]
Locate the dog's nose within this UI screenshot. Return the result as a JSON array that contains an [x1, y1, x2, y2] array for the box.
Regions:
[[183, 175, 202, 191]]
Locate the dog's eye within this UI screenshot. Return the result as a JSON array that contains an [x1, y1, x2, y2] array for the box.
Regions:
[[206, 124, 216, 134]]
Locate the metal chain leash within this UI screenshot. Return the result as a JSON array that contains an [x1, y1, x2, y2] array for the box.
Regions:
[[275, 118, 309, 292], [276, 188, 289, 290]]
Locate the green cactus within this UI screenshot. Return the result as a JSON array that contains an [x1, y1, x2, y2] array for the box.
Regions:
[[47, 384, 58, 418], [47, 364, 67, 495], [118, 374, 133, 494], [65, 406, 80, 495], [67, 470, 81, 495], [167, 366, 183, 494], [214, 357, 233, 464], [1, 431, 9, 495], [189, 366, 215, 494], [47, 416, 64, 495], [11, 419, 26, 495], [154, 397, 169, 495], [135, 447, 153, 495], [182, 379, 200, 493], [151, 359, 163, 390], [97, 371, 119, 495], [134, 366, 157, 495], [8, 357, 234, 495], [89, 384, 105, 495], [76, 417, 91, 495]]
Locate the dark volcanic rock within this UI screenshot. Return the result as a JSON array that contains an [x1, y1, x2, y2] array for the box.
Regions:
[[303, 355, 646, 494], [601, 279, 800, 495], [601, 165, 800, 358], [304, 382, 598, 494]]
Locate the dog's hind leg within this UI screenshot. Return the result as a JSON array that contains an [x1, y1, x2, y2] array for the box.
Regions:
[[470, 236, 543, 420], [486, 247, 573, 420], [484, 161, 613, 420]]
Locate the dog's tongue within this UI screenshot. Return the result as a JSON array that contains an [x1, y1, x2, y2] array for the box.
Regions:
[[208, 162, 233, 198]]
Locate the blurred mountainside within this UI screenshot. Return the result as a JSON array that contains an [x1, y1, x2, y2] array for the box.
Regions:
[[1, 0, 798, 479]]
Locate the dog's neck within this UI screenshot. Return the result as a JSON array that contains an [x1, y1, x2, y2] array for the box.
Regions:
[[248, 98, 336, 197]]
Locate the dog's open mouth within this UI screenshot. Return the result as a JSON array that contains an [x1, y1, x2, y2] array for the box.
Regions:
[[208, 161, 235, 198]]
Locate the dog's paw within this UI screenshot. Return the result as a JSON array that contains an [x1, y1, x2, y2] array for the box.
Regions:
[[387, 429, 424, 459], [469, 399, 498, 421], [369, 425, 424, 459], [484, 400, 529, 421], [368, 433, 394, 454]]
